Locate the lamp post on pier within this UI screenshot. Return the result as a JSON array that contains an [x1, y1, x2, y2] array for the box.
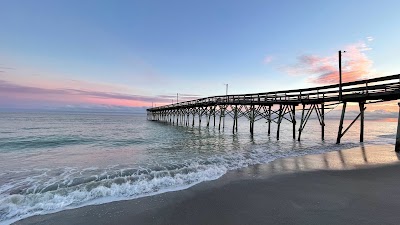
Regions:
[[338, 50, 346, 101]]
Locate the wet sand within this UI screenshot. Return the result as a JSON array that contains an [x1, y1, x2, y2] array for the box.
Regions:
[[15, 144, 400, 225]]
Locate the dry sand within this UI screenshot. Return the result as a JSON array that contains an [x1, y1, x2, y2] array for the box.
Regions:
[[14, 144, 400, 225]]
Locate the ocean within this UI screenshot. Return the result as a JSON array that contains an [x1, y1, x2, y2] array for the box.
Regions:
[[0, 111, 397, 224]]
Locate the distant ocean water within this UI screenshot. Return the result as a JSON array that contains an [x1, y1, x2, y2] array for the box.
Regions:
[[0, 111, 397, 224]]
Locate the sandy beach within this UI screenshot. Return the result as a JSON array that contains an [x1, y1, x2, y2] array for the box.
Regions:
[[14, 144, 400, 225]]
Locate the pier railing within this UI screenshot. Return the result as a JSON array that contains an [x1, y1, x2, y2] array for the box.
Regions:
[[149, 74, 400, 111]]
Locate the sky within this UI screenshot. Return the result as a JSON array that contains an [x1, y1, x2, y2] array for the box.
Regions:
[[1, 0, 400, 112]]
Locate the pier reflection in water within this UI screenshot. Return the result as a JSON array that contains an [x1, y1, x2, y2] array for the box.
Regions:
[[227, 144, 400, 180]]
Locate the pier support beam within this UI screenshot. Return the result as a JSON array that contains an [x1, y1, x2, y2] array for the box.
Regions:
[[396, 103, 400, 152], [176, 111, 178, 125], [233, 105, 238, 133], [192, 110, 195, 127], [277, 104, 283, 140], [213, 107, 216, 127], [292, 105, 296, 140], [222, 106, 226, 130], [207, 106, 212, 127], [359, 102, 365, 142], [235, 106, 239, 132], [250, 105, 255, 135], [198, 107, 202, 127], [267, 105, 272, 136], [218, 106, 225, 131], [298, 104, 305, 141], [336, 102, 347, 144], [321, 103, 325, 140]]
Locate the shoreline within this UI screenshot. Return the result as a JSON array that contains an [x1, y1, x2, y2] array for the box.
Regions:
[[13, 144, 400, 225]]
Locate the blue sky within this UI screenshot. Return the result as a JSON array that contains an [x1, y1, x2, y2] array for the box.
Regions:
[[1, 0, 400, 109]]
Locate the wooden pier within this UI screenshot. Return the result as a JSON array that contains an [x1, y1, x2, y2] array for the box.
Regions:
[[147, 74, 400, 152]]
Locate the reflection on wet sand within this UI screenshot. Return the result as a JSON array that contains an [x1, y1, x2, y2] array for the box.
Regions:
[[228, 144, 400, 179]]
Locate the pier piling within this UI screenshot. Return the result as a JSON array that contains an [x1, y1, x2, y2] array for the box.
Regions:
[[396, 103, 400, 152]]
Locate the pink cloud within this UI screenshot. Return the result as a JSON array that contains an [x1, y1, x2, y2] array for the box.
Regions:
[[285, 41, 374, 84], [0, 79, 201, 108]]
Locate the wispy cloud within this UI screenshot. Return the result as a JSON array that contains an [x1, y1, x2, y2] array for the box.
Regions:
[[263, 55, 274, 64], [284, 40, 374, 84], [0, 80, 199, 108], [0, 64, 14, 74], [0, 66, 16, 70]]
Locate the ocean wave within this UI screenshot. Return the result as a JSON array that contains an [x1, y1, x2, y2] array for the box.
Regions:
[[0, 136, 99, 151], [377, 134, 396, 139]]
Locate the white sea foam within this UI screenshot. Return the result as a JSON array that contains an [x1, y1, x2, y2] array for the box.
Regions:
[[0, 163, 227, 225]]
